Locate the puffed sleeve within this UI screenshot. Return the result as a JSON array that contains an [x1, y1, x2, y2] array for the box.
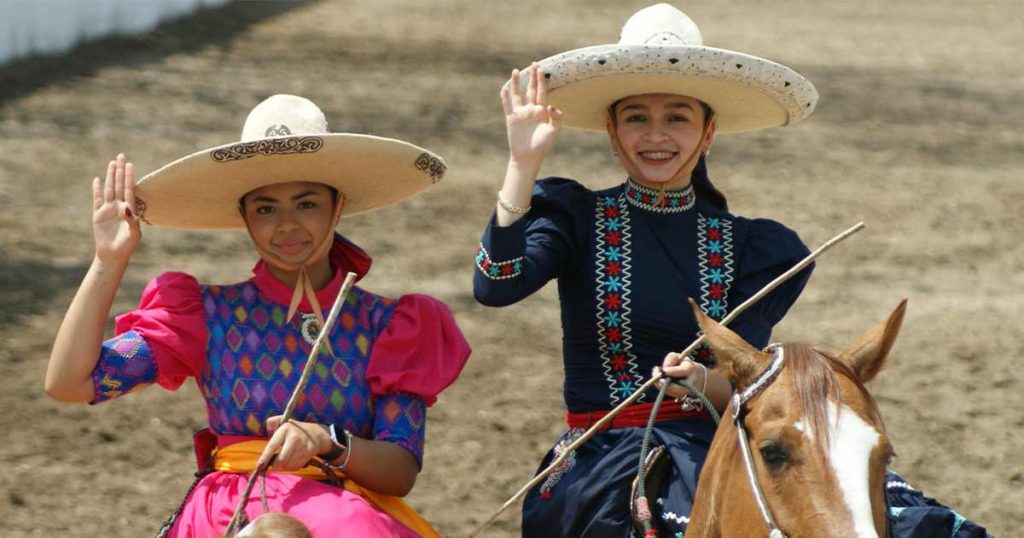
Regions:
[[473, 177, 591, 307], [366, 294, 471, 405], [365, 295, 471, 466], [727, 219, 814, 349], [90, 272, 207, 404]]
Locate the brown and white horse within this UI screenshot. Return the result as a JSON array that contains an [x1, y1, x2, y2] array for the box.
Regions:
[[686, 299, 907, 538]]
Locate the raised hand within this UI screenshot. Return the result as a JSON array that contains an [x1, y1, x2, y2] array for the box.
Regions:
[[92, 154, 141, 263], [501, 62, 563, 166]]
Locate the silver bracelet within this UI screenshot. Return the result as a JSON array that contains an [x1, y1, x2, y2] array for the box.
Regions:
[[497, 191, 531, 214]]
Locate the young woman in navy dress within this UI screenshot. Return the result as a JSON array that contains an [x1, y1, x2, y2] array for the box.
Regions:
[[473, 4, 990, 537]]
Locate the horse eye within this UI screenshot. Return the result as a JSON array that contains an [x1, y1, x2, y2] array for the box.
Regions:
[[760, 443, 790, 470]]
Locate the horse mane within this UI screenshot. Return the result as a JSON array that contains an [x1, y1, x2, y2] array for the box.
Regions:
[[782, 343, 887, 459]]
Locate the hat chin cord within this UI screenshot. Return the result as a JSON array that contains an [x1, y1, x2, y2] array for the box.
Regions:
[[612, 112, 714, 205], [241, 192, 345, 325]]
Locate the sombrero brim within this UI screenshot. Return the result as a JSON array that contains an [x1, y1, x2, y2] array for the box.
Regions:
[[530, 44, 818, 133], [134, 133, 446, 229]]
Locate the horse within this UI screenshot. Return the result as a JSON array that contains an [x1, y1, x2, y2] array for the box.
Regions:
[[685, 298, 907, 537]]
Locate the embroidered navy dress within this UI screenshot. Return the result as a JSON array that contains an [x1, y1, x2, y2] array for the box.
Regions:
[[475, 177, 811, 536], [473, 178, 990, 538]]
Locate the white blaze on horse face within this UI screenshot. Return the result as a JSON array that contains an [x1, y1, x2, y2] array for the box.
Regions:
[[829, 402, 882, 538]]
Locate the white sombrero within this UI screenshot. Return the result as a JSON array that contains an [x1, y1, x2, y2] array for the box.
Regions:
[[527, 3, 818, 133], [134, 94, 447, 229]]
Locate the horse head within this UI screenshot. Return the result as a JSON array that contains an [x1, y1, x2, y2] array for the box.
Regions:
[[687, 298, 907, 538]]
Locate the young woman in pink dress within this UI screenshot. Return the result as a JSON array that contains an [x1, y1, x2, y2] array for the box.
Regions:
[[44, 94, 470, 537]]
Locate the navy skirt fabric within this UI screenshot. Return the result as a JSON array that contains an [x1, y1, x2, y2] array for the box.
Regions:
[[886, 472, 992, 538], [522, 419, 716, 538], [521, 423, 992, 538]]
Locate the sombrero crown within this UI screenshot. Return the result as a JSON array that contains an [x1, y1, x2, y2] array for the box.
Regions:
[[530, 3, 818, 133], [134, 94, 447, 229]]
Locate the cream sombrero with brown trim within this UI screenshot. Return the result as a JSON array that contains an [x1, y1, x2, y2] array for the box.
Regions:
[[525, 3, 818, 133], [134, 94, 447, 229]]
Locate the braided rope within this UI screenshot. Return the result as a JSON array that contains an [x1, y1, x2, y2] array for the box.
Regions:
[[634, 377, 721, 535]]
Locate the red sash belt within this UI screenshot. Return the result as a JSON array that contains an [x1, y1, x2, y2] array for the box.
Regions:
[[566, 400, 711, 431]]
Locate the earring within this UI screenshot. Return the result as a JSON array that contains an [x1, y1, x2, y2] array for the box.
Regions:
[[611, 148, 619, 157], [703, 146, 711, 157]]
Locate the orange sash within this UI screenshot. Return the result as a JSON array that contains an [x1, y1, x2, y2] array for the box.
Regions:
[[214, 441, 439, 538]]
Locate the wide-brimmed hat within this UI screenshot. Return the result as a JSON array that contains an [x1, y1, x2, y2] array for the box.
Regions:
[[134, 94, 447, 229], [526, 3, 818, 133]]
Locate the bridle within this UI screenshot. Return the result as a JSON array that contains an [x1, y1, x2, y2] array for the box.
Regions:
[[730, 344, 788, 538], [726, 344, 894, 538]]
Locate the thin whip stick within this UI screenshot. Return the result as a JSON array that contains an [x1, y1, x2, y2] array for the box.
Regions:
[[224, 272, 358, 536], [469, 222, 865, 537]]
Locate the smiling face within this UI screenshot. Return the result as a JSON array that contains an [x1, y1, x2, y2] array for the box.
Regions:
[[607, 93, 715, 190], [241, 181, 338, 266]]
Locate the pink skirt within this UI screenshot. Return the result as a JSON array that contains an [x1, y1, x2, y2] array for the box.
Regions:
[[168, 472, 420, 538]]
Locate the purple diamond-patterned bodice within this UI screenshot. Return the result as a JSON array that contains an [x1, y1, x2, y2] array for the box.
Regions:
[[200, 281, 393, 439], [91, 278, 429, 464]]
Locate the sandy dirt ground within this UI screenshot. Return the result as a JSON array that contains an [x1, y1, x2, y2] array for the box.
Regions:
[[1, 0, 1021, 536]]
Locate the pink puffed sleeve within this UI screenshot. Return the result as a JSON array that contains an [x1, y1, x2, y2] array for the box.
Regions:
[[112, 271, 207, 390], [366, 294, 471, 406]]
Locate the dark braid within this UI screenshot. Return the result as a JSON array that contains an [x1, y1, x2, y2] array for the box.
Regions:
[[691, 154, 727, 211]]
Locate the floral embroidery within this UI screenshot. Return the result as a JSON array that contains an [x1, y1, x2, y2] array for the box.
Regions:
[[697, 216, 734, 319], [539, 428, 585, 500], [693, 215, 735, 365], [414, 153, 446, 183], [264, 124, 292, 137], [623, 179, 696, 213], [475, 243, 524, 280], [210, 136, 324, 162], [595, 195, 645, 404]]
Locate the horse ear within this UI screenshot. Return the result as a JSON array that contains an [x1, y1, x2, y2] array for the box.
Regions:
[[838, 298, 908, 383], [689, 298, 768, 390]]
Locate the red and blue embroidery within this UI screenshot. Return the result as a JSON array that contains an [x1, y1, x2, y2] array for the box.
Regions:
[[595, 194, 645, 404], [696, 215, 734, 319], [538, 427, 585, 500], [623, 179, 696, 213], [594, 187, 734, 397], [693, 215, 735, 365], [475, 243, 524, 280]]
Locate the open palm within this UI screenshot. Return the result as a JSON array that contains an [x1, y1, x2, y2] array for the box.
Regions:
[[501, 63, 563, 164], [92, 154, 141, 262]]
